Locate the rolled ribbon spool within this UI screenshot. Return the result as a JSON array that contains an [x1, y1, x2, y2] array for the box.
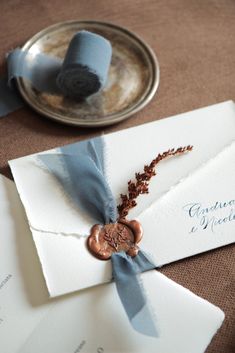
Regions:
[[1, 30, 112, 118], [56, 30, 112, 99]]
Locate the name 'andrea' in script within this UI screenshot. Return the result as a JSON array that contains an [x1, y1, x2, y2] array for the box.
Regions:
[[183, 200, 235, 233]]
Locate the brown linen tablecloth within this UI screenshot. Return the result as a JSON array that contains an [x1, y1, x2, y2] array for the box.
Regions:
[[0, 1, 234, 352]]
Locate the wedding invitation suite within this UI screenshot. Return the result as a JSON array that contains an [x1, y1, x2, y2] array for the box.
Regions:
[[0, 175, 225, 353], [9, 100, 235, 297]]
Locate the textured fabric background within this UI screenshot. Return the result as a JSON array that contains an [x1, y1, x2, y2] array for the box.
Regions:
[[0, 1, 234, 352]]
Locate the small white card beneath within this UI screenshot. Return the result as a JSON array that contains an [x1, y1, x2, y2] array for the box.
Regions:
[[9, 100, 235, 297], [0, 175, 224, 353]]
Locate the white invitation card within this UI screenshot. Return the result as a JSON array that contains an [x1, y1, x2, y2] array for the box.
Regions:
[[9, 100, 235, 297]]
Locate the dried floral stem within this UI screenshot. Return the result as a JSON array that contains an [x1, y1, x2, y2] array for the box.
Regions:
[[117, 145, 193, 220]]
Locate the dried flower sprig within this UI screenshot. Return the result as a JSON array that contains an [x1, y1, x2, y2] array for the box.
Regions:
[[117, 145, 193, 220]]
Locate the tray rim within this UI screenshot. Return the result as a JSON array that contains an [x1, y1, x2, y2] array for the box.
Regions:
[[16, 20, 160, 127]]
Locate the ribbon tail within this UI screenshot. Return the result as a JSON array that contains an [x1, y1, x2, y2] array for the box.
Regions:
[[7, 48, 62, 93], [111, 251, 158, 337], [0, 77, 24, 117], [62, 138, 105, 181], [38, 137, 117, 224]]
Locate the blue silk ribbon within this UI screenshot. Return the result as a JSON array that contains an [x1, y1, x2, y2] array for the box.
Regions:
[[39, 137, 117, 225], [0, 77, 24, 116], [38, 136, 158, 337], [112, 251, 157, 337], [0, 31, 112, 117]]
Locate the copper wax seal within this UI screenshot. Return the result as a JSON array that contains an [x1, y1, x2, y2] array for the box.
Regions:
[[87, 219, 143, 260]]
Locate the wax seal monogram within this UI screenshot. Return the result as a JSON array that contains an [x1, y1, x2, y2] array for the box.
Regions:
[[87, 219, 143, 260]]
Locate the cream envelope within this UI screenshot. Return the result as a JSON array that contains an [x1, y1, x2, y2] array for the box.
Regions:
[[9, 100, 235, 297], [0, 175, 225, 353]]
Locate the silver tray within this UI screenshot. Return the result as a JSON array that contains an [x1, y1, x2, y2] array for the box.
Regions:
[[16, 20, 160, 127]]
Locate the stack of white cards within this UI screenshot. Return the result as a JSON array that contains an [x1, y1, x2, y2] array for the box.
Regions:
[[1, 100, 235, 353]]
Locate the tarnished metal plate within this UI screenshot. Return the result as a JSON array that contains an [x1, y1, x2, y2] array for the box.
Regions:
[[16, 20, 160, 127]]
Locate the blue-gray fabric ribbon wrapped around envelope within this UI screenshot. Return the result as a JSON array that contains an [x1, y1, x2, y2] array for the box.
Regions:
[[0, 31, 112, 117], [39, 137, 117, 225], [112, 251, 157, 337], [38, 136, 158, 337]]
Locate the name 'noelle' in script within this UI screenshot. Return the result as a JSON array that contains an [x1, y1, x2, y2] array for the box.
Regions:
[[183, 199, 235, 233]]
